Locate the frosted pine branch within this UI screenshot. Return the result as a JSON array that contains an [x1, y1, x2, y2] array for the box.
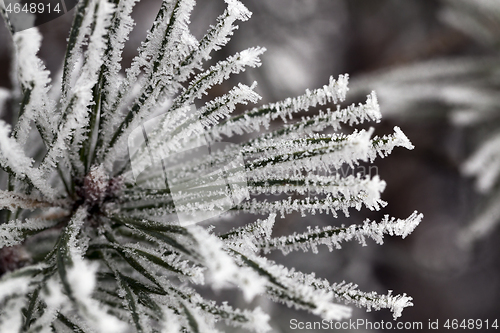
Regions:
[[221, 214, 276, 254], [11, 29, 56, 146], [292, 274, 413, 320], [0, 121, 56, 199], [0, 0, 421, 331], [462, 131, 500, 194], [187, 224, 267, 301], [0, 218, 59, 248], [226, 91, 381, 145], [0, 190, 56, 211], [212, 74, 349, 139], [370, 126, 415, 160], [331, 284, 413, 320], [258, 211, 423, 255], [232, 252, 353, 321]]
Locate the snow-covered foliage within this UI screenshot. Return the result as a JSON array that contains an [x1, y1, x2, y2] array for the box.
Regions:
[[0, 0, 421, 332], [350, 0, 500, 246]]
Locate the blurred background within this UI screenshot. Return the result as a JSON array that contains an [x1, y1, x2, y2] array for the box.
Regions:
[[1, 0, 499, 332]]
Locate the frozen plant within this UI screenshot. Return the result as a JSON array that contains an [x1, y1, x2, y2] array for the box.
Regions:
[[350, 0, 500, 247], [0, 0, 421, 332]]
